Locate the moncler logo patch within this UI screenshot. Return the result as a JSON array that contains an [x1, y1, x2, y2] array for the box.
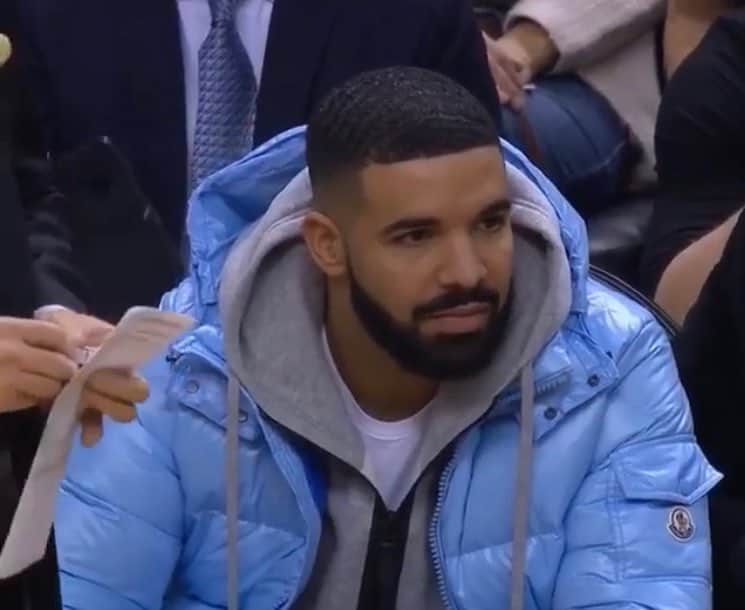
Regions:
[[667, 506, 695, 542]]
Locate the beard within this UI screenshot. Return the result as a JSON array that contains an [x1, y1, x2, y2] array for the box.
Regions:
[[349, 269, 511, 381]]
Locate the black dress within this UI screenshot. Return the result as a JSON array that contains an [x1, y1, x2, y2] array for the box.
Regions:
[[641, 8, 745, 293]]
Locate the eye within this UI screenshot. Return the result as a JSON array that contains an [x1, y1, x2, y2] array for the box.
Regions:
[[477, 213, 507, 232], [394, 228, 433, 245]]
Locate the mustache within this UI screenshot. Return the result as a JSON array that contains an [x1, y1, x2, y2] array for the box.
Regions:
[[413, 285, 500, 319]]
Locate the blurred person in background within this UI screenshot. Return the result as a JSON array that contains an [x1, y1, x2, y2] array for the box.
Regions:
[[642, 4, 745, 323], [663, 0, 744, 75], [15, 0, 500, 253], [478, 0, 664, 217], [672, 209, 745, 609], [637, 5, 745, 608], [0, 28, 149, 610]]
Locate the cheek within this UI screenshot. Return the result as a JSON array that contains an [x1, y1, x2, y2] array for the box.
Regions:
[[482, 233, 514, 295], [350, 245, 430, 322]]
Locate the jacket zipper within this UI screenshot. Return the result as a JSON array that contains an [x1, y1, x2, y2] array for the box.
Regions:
[[428, 370, 571, 610], [182, 342, 574, 609]]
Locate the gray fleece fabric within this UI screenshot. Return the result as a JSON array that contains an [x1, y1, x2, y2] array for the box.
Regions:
[[219, 164, 572, 609]]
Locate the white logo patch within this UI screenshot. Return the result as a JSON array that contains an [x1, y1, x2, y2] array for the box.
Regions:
[[667, 506, 695, 542]]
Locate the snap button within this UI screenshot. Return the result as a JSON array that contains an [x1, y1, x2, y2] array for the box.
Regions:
[[185, 380, 200, 394], [587, 374, 600, 387], [544, 407, 558, 421]]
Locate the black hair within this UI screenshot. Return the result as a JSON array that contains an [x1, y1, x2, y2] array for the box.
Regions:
[[306, 66, 499, 189]]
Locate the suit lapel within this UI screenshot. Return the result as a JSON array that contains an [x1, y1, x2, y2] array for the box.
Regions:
[[255, 0, 343, 145]]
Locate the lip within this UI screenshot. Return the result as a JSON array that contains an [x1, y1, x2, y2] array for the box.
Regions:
[[428, 303, 490, 318], [422, 303, 491, 334]]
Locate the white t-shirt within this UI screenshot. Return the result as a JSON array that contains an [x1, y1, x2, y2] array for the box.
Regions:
[[322, 331, 433, 510]]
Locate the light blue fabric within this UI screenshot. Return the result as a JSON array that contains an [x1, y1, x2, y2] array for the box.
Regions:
[[56, 128, 721, 610]]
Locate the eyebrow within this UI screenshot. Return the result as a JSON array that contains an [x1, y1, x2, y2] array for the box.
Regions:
[[381, 198, 511, 237], [478, 199, 512, 218]]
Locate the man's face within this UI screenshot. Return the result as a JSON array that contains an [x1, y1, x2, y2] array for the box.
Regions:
[[333, 146, 513, 379]]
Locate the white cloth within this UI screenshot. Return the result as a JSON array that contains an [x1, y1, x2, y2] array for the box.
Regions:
[[177, 0, 274, 161], [322, 331, 433, 510]]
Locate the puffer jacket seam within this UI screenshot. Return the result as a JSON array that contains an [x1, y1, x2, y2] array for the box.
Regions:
[[607, 465, 624, 582]]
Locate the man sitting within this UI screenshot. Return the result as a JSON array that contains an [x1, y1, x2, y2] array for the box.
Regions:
[[55, 68, 718, 610]]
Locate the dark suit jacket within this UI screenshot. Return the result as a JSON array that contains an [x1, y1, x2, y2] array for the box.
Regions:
[[0, 48, 84, 317], [17, 0, 500, 243]]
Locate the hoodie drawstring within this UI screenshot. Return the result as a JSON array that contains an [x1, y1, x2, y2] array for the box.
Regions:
[[226, 366, 536, 610], [510, 365, 536, 610], [226, 373, 241, 610]]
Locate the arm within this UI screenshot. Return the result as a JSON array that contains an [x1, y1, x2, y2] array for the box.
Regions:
[[554, 319, 720, 609], [55, 355, 183, 610], [20, 160, 87, 311], [505, 0, 665, 73]]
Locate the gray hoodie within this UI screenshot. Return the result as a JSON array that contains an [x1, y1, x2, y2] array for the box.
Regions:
[[219, 161, 572, 610]]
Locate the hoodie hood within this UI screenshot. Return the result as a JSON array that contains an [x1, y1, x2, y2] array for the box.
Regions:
[[217, 154, 574, 466], [182, 127, 588, 610], [183, 128, 590, 322]]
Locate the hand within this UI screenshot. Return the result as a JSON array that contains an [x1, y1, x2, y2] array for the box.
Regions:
[[483, 32, 532, 110], [0, 318, 78, 413], [78, 368, 149, 446], [36, 309, 150, 446], [483, 20, 558, 111], [35, 308, 113, 348], [0, 34, 11, 68]]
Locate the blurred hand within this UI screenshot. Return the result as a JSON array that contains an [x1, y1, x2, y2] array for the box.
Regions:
[[77, 368, 149, 446], [483, 20, 558, 111], [483, 32, 533, 110], [0, 34, 11, 68], [0, 318, 78, 413], [36, 308, 113, 348], [36, 309, 150, 446]]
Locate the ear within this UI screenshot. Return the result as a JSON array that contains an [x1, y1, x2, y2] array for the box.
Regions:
[[302, 211, 348, 278]]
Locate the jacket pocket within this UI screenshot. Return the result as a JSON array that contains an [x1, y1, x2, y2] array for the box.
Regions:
[[608, 437, 722, 582], [613, 437, 722, 506]]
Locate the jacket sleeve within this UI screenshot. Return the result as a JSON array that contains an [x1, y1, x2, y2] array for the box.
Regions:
[[506, 0, 665, 73], [55, 355, 183, 610], [426, 0, 502, 129], [553, 319, 720, 609], [20, 159, 87, 311]]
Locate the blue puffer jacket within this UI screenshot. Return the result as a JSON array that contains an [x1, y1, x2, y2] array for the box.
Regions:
[[56, 129, 720, 610]]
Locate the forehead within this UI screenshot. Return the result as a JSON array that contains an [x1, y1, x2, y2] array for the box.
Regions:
[[354, 147, 507, 223]]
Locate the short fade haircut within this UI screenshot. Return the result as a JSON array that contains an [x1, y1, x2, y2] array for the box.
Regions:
[[306, 66, 499, 189]]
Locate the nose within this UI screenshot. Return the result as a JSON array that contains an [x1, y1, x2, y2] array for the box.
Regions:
[[437, 234, 487, 289]]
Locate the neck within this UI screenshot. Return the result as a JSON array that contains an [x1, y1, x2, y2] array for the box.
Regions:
[[325, 291, 437, 422]]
